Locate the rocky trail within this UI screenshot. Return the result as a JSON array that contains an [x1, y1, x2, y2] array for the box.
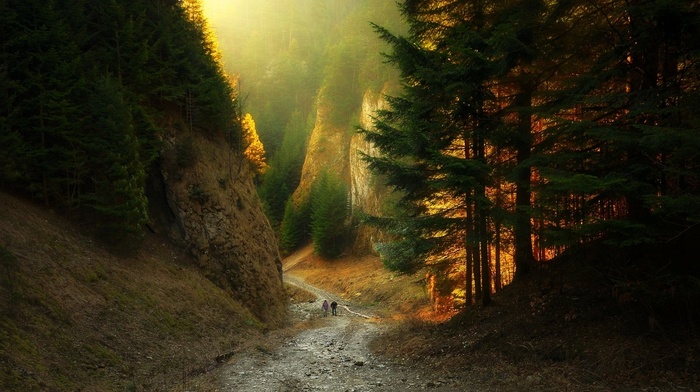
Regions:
[[214, 269, 471, 391]]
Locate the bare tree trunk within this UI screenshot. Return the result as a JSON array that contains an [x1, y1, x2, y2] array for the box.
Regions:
[[513, 84, 536, 280]]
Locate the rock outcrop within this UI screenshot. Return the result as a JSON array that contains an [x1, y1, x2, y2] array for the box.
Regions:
[[295, 85, 391, 255], [294, 102, 353, 201], [349, 88, 392, 254], [149, 117, 285, 327]]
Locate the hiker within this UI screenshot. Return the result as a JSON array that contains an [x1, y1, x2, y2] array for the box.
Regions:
[[322, 300, 329, 317], [331, 301, 338, 316]]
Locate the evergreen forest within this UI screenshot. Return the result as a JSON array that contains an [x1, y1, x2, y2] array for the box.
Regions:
[[360, 0, 700, 309], [1, 0, 240, 244], [2, 0, 699, 313]]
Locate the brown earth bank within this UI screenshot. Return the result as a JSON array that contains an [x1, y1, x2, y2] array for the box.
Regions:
[[0, 192, 273, 391]]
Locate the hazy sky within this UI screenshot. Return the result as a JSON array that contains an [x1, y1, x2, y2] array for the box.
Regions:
[[201, 0, 238, 20]]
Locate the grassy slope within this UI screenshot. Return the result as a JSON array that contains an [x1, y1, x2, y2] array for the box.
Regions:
[[0, 192, 268, 391]]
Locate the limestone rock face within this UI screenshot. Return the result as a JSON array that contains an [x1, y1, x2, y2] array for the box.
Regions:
[[295, 86, 391, 255], [349, 87, 391, 254], [351, 88, 386, 216], [294, 102, 353, 202], [150, 121, 285, 327]]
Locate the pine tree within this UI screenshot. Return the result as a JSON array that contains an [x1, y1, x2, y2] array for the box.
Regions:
[[80, 76, 148, 244], [279, 198, 303, 253], [310, 171, 350, 258], [361, 1, 499, 305]]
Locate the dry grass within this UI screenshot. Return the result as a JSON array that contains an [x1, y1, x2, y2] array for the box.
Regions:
[[283, 247, 431, 319], [0, 193, 267, 391]]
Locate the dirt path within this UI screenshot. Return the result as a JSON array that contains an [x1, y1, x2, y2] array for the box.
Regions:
[[215, 271, 469, 391]]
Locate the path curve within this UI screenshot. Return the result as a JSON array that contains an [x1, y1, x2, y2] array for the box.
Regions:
[[284, 274, 374, 320], [216, 255, 464, 391]]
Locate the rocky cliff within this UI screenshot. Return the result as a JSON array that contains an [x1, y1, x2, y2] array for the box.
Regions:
[[350, 87, 392, 253], [296, 86, 391, 255], [148, 114, 285, 326], [294, 101, 354, 200]]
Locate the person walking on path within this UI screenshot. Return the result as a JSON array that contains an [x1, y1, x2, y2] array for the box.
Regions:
[[322, 300, 329, 317], [330, 301, 338, 316]]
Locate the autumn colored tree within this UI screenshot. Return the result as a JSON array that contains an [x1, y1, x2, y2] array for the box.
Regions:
[[241, 113, 268, 176]]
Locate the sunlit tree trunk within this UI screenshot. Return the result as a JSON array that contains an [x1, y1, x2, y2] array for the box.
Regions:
[[468, 193, 481, 301], [465, 193, 474, 306], [494, 216, 502, 292]]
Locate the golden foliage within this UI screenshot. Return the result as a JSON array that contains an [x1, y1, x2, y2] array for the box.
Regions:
[[241, 113, 268, 175], [181, 0, 224, 67]]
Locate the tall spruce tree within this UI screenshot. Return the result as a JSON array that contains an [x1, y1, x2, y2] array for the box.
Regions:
[[310, 171, 350, 258], [279, 198, 303, 253], [362, 1, 499, 306]]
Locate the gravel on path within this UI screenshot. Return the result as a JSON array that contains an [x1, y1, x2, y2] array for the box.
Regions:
[[216, 273, 469, 391]]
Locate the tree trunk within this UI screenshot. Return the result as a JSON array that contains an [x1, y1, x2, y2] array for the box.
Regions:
[[513, 84, 536, 279], [494, 217, 502, 292], [465, 200, 473, 306]]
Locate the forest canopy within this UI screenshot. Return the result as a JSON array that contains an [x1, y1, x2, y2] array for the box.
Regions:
[[0, 0, 241, 243], [361, 0, 700, 307]]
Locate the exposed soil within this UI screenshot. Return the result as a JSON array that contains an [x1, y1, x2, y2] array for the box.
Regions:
[[207, 269, 472, 391]]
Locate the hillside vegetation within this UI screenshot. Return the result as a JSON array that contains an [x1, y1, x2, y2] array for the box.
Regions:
[[1, 2, 291, 390], [0, 192, 268, 391], [1, 0, 238, 242]]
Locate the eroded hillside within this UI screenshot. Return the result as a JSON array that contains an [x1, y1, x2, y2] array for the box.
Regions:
[[151, 113, 285, 326], [0, 192, 274, 391]]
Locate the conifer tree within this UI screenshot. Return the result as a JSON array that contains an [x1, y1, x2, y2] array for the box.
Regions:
[[80, 77, 148, 244], [279, 199, 303, 253], [362, 1, 498, 303], [310, 171, 350, 258]]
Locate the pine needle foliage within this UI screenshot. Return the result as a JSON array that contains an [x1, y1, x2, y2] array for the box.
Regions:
[[0, 0, 242, 244], [310, 171, 350, 258], [361, 0, 700, 305]]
